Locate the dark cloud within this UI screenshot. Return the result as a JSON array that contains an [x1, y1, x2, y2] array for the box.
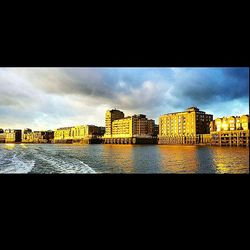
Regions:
[[169, 68, 249, 110], [0, 67, 248, 130]]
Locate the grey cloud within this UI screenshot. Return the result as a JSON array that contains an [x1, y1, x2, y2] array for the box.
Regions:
[[22, 68, 115, 99], [170, 68, 249, 110], [0, 67, 248, 130]]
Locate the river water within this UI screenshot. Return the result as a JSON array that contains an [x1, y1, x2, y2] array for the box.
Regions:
[[0, 144, 249, 174]]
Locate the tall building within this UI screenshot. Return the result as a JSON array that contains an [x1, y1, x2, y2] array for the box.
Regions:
[[105, 109, 125, 136], [103, 109, 157, 144], [210, 115, 249, 146], [54, 125, 104, 144], [159, 107, 213, 144]]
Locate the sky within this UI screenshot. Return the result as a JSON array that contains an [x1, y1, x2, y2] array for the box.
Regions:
[[0, 67, 249, 130]]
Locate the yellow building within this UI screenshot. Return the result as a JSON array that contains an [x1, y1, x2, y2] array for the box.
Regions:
[[22, 128, 34, 143], [210, 115, 249, 146], [22, 129, 54, 143], [112, 117, 132, 138], [159, 107, 213, 144], [54, 125, 104, 144], [211, 115, 249, 132], [103, 109, 157, 144], [4, 129, 22, 143], [105, 109, 125, 136]]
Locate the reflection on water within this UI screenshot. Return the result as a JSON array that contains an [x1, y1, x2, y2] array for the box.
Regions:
[[158, 145, 199, 173], [0, 144, 249, 174], [212, 147, 249, 174], [20, 143, 28, 149], [102, 145, 134, 173], [158, 145, 249, 174], [195, 147, 216, 173], [131, 145, 162, 173], [4, 144, 16, 150]]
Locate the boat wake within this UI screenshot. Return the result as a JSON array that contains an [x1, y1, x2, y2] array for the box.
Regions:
[[32, 153, 96, 173], [0, 145, 96, 174], [0, 154, 35, 174]]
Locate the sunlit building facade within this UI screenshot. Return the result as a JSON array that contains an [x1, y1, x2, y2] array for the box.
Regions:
[[210, 115, 249, 132], [159, 107, 213, 144], [22, 129, 54, 143], [4, 129, 22, 143], [210, 115, 249, 146], [22, 128, 33, 143], [54, 125, 105, 144], [103, 109, 158, 144], [105, 109, 125, 136]]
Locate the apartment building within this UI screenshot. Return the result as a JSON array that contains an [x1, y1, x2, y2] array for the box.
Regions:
[[210, 115, 249, 146], [159, 107, 213, 144], [103, 109, 157, 144]]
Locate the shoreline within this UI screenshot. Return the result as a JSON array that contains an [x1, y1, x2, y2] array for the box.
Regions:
[[0, 142, 249, 148]]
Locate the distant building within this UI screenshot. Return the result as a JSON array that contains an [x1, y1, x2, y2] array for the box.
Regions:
[[0, 129, 6, 143], [210, 115, 249, 146], [22, 129, 54, 143], [22, 128, 33, 143], [4, 129, 22, 143], [33, 131, 54, 143], [159, 107, 213, 144], [96, 126, 106, 136], [153, 124, 159, 136], [103, 109, 158, 144], [54, 125, 104, 144]]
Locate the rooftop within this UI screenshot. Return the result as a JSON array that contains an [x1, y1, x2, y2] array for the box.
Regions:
[[186, 106, 199, 111], [161, 107, 212, 116], [56, 127, 74, 130]]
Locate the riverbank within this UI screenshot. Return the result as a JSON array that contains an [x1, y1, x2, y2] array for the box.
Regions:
[[0, 141, 249, 147]]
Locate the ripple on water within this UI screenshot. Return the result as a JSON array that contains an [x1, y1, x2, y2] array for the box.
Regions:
[[0, 154, 35, 174], [0, 144, 248, 174]]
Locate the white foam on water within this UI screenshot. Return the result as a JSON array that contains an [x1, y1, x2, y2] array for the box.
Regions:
[[0, 145, 97, 174], [78, 161, 96, 173], [55, 160, 97, 174], [33, 153, 96, 174], [0, 154, 35, 174]]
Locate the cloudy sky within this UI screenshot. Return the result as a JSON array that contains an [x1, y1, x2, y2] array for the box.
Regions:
[[0, 67, 249, 130]]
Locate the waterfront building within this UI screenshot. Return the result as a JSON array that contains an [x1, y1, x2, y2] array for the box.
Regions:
[[4, 129, 22, 143], [54, 125, 104, 144], [210, 115, 249, 146], [0, 129, 6, 143], [33, 131, 54, 143], [22, 129, 54, 143], [22, 128, 33, 143], [158, 107, 213, 144], [105, 109, 125, 136], [210, 115, 249, 132], [103, 109, 158, 144], [153, 124, 159, 136]]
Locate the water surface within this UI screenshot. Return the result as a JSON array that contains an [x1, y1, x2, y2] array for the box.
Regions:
[[0, 144, 249, 174]]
